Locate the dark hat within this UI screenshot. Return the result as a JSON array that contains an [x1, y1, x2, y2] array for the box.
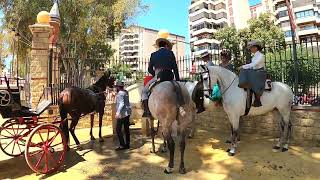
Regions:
[[200, 51, 210, 59], [115, 81, 124, 87], [247, 40, 262, 49]]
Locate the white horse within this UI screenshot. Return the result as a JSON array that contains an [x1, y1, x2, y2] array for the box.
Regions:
[[200, 65, 293, 156]]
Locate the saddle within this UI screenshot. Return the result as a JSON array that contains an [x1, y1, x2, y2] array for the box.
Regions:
[[243, 74, 272, 116], [148, 80, 185, 107]]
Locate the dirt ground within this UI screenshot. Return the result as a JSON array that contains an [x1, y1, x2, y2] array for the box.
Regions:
[[1, 122, 320, 180]]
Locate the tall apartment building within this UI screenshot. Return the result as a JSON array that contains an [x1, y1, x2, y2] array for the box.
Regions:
[[250, 0, 273, 18], [189, 0, 251, 57], [110, 25, 186, 75], [274, 0, 320, 42]]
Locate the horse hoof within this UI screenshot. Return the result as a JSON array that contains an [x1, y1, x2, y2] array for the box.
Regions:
[[91, 137, 96, 141], [188, 135, 194, 139], [150, 148, 157, 153], [179, 168, 187, 174], [67, 146, 71, 151], [281, 148, 288, 152], [272, 146, 281, 152], [228, 152, 235, 156], [226, 148, 231, 152], [225, 140, 231, 144], [99, 138, 104, 142], [164, 167, 174, 174], [161, 148, 168, 153]]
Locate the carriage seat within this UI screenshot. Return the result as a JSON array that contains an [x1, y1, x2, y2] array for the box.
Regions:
[[17, 100, 52, 117]]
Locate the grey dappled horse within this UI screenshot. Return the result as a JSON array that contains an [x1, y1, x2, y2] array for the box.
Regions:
[[148, 81, 195, 174]]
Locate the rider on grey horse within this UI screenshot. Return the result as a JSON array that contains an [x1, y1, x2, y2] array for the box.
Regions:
[[239, 40, 267, 107], [141, 35, 180, 117]]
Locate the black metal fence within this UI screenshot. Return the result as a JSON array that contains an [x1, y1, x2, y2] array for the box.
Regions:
[[106, 41, 320, 106]]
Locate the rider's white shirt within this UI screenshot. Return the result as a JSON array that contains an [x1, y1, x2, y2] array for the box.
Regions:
[[242, 51, 265, 70]]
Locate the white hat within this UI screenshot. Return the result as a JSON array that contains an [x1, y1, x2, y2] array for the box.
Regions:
[[247, 40, 262, 48]]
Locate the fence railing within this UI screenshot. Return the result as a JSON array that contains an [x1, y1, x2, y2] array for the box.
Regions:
[[102, 41, 320, 106]]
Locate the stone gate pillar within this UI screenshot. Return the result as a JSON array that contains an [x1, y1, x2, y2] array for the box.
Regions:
[[29, 24, 52, 108]]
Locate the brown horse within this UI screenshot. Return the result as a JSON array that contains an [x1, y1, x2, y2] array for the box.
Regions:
[[59, 71, 115, 148]]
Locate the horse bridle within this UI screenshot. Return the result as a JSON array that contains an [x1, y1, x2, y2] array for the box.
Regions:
[[198, 65, 213, 97], [198, 65, 236, 99]]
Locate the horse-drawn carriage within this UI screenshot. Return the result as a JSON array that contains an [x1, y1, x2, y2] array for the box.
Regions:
[[0, 76, 67, 174]]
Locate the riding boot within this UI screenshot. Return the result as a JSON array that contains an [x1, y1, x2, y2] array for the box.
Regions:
[[253, 94, 262, 107], [142, 99, 152, 117], [196, 96, 205, 114]]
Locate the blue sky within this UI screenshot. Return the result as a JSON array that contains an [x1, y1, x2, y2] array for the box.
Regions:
[[134, 0, 261, 53]]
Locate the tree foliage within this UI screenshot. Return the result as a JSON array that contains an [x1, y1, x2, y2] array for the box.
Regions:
[[0, 0, 146, 76], [215, 13, 285, 50]]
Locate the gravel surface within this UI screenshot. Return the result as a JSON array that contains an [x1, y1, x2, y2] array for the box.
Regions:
[[1, 123, 320, 180]]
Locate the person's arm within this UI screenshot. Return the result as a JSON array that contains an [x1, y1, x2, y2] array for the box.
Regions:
[[148, 54, 155, 76], [242, 53, 265, 69], [116, 92, 125, 117], [171, 51, 180, 81]]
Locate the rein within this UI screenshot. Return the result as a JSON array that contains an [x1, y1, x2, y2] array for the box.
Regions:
[[199, 67, 236, 100]]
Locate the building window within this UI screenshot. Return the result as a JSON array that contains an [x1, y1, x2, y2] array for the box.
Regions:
[[300, 25, 315, 30], [295, 10, 315, 19], [284, 30, 292, 37], [280, 21, 290, 28], [278, 10, 288, 18]]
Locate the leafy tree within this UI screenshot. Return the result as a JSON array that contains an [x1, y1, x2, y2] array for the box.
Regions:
[[0, 0, 146, 78], [215, 13, 285, 50]]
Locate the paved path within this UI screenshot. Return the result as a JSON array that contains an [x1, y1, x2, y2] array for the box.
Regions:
[[1, 122, 320, 180]]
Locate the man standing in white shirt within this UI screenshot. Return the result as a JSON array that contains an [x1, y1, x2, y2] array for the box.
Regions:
[[239, 40, 267, 107]]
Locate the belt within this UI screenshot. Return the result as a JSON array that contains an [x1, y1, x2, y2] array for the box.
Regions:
[[155, 68, 171, 71]]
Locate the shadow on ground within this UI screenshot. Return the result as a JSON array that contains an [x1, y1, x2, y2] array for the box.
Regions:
[[1, 125, 320, 180]]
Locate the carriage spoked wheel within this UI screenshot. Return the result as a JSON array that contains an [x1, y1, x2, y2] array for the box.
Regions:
[[0, 90, 11, 106], [0, 120, 29, 157], [25, 124, 67, 174]]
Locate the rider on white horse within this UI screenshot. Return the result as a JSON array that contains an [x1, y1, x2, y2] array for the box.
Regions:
[[239, 40, 267, 107]]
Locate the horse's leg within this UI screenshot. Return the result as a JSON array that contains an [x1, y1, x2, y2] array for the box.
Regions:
[[69, 115, 81, 147], [161, 132, 168, 153], [60, 118, 70, 150], [188, 112, 196, 138], [90, 113, 95, 141], [98, 108, 105, 142], [163, 129, 175, 174], [226, 123, 233, 144], [149, 118, 156, 153], [179, 129, 187, 174], [228, 114, 240, 156], [280, 110, 291, 152], [273, 110, 284, 151]]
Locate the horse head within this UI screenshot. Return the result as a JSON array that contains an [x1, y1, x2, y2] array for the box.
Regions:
[[93, 69, 115, 92], [199, 65, 219, 98]]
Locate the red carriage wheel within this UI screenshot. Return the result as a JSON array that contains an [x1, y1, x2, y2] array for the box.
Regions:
[[0, 120, 29, 157], [25, 124, 67, 174]]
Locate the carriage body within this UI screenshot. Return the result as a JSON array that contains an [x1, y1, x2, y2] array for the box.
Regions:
[[0, 76, 67, 174]]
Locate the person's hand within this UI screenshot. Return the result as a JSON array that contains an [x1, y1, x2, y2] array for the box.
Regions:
[[115, 113, 120, 119]]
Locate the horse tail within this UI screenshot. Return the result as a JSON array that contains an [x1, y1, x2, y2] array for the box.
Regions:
[[58, 91, 69, 121]]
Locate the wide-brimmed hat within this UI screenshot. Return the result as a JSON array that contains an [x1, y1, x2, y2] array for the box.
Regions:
[[154, 29, 173, 49], [247, 40, 262, 49], [115, 81, 124, 87]]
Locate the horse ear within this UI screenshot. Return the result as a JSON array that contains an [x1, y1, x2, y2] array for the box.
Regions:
[[104, 69, 111, 77]]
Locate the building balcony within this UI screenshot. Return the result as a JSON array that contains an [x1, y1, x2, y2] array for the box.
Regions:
[[189, 8, 227, 18], [273, 0, 285, 6], [192, 28, 217, 36], [295, 16, 319, 25], [193, 38, 220, 46], [121, 49, 138, 54], [275, 16, 289, 24], [297, 28, 320, 36], [190, 17, 228, 26]]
